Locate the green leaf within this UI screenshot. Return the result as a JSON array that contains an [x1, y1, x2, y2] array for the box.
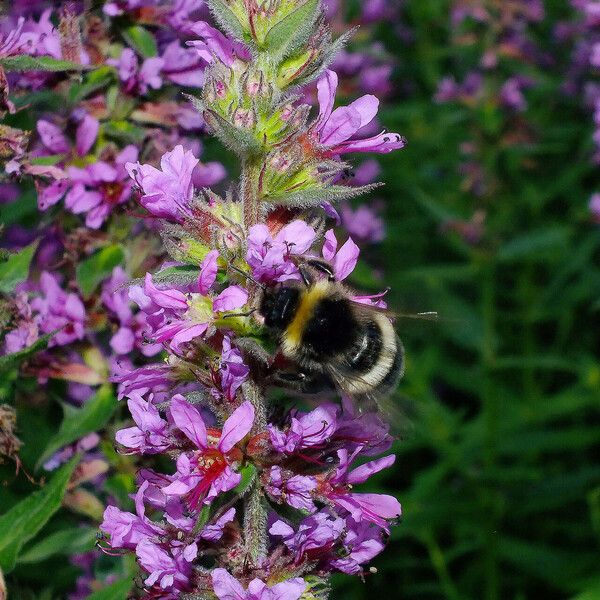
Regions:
[[37, 385, 117, 469], [497, 226, 571, 262], [206, 0, 247, 42], [150, 265, 201, 287], [103, 120, 145, 144], [86, 578, 132, 600], [0, 332, 54, 375], [18, 527, 97, 564], [0, 240, 39, 294], [572, 578, 600, 600], [202, 108, 262, 156], [76, 245, 125, 298], [264, 0, 319, 58], [122, 25, 158, 58], [233, 463, 257, 496], [0, 55, 90, 72], [68, 67, 115, 104], [0, 456, 79, 572]]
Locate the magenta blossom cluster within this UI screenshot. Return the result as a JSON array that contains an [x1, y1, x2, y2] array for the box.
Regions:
[[1, 0, 406, 597]]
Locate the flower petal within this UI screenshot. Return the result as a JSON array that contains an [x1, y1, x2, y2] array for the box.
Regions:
[[315, 69, 338, 130], [211, 568, 247, 600], [347, 454, 396, 485], [218, 401, 254, 453], [213, 285, 248, 313], [169, 394, 208, 449], [333, 236, 360, 280], [198, 249, 219, 294]]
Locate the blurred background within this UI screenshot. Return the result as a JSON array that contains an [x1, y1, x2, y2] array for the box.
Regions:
[[1, 1, 600, 599], [334, 2, 600, 599]]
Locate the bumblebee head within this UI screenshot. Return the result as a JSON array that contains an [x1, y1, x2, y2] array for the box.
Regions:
[[259, 285, 301, 331]]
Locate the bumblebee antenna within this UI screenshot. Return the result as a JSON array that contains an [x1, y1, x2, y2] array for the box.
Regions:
[[228, 264, 266, 291], [397, 311, 439, 321]]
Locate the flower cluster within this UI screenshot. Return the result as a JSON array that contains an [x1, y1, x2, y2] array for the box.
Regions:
[[1, 0, 405, 597], [435, 0, 554, 204]]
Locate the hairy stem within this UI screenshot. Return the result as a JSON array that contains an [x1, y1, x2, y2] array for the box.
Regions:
[[241, 157, 262, 231], [242, 380, 268, 563], [244, 479, 268, 564]]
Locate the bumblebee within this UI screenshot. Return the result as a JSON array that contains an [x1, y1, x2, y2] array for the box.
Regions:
[[258, 263, 405, 403]]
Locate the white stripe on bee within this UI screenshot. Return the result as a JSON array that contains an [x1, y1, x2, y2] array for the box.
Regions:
[[342, 313, 398, 394]]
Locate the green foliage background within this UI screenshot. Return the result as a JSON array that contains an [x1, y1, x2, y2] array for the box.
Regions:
[[335, 2, 600, 599]]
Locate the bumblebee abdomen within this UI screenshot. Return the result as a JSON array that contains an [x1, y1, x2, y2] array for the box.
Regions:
[[337, 313, 404, 398]]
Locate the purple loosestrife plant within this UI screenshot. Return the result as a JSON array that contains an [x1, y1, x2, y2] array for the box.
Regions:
[[2, 0, 405, 600]]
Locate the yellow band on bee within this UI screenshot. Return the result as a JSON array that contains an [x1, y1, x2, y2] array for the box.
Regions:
[[282, 279, 331, 354]]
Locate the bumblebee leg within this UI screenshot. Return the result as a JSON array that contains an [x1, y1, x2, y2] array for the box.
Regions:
[[298, 264, 314, 287], [304, 258, 335, 281], [268, 370, 335, 395], [234, 337, 274, 368]]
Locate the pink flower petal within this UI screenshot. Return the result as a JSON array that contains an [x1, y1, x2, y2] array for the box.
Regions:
[[75, 114, 99, 156], [347, 454, 396, 485], [275, 220, 316, 254], [322, 229, 338, 261], [218, 401, 254, 453], [211, 568, 246, 600], [213, 285, 248, 312], [315, 70, 338, 130], [169, 394, 208, 449], [333, 236, 360, 280], [37, 119, 69, 154], [198, 250, 219, 294]]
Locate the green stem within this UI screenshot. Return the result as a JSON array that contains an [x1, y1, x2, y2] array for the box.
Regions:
[[423, 533, 462, 600], [481, 258, 499, 600]]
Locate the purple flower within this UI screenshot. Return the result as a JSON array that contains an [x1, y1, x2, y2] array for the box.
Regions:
[[322, 229, 360, 280], [311, 70, 406, 155], [161, 41, 206, 87], [3, 292, 40, 354], [324, 449, 401, 532], [64, 145, 138, 228], [100, 481, 163, 550], [330, 518, 386, 574], [187, 22, 251, 67], [43, 432, 100, 471], [270, 512, 345, 565], [107, 48, 164, 95], [266, 466, 318, 513], [132, 271, 248, 354], [246, 220, 316, 283], [200, 507, 236, 541], [102, 267, 162, 356], [115, 393, 170, 454], [103, 0, 155, 17], [500, 77, 529, 112], [214, 336, 250, 403], [112, 362, 175, 401], [268, 403, 338, 454], [211, 569, 306, 600], [162, 397, 254, 507], [126, 145, 198, 222], [340, 203, 385, 243], [30, 272, 86, 347], [334, 396, 393, 456], [136, 537, 195, 593], [37, 120, 70, 154]]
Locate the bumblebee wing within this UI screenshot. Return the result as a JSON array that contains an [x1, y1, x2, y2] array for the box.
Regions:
[[327, 363, 414, 437]]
